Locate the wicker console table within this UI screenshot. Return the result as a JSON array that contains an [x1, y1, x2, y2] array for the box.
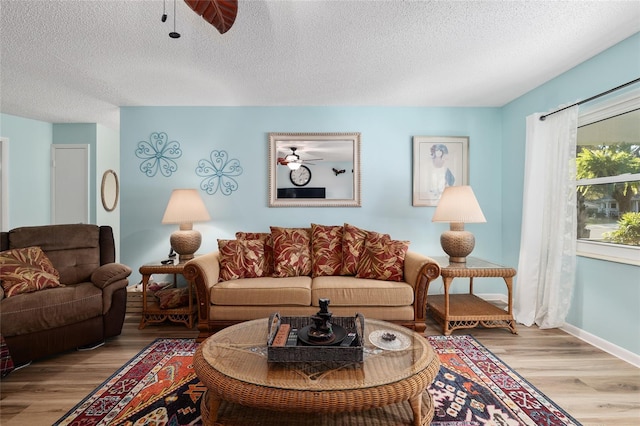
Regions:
[[427, 257, 517, 335], [193, 318, 440, 426], [138, 261, 196, 329]]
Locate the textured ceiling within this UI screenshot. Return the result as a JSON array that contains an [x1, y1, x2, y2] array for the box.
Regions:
[[1, 0, 639, 130]]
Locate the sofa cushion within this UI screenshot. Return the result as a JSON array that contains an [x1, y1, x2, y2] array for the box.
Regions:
[[270, 227, 312, 277], [341, 223, 368, 275], [0, 282, 103, 337], [356, 232, 409, 282], [236, 232, 274, 276], [311, 276, 414, 306], [218, 239, 268, 281], [311, 224, 343, 277], [0, 246, 63, 297], [210, 276, 312, 306]]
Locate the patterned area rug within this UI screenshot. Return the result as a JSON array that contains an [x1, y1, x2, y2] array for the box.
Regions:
[[54, 336, 581, 426]]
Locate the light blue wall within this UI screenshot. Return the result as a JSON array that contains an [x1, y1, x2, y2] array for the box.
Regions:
[[2, 32, 638, 356], [120, 107, 504, 287], [96, 125, 121, 260], [571, 257, 639, 352], [0, 113, 52, 227], [501, 33, 640, 355], [0, 119, 122, 252]]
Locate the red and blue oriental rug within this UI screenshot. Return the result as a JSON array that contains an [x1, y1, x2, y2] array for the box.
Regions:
[[55, 336, 581, 425]]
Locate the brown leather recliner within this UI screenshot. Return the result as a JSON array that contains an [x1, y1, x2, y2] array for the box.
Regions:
[[0, 224, 131, 366]]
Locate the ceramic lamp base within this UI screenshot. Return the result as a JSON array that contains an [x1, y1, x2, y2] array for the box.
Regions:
[[170, 224, 201, 263], [440, 222, 475, 263]]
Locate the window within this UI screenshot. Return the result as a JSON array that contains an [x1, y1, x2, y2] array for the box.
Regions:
[[576, 88, 640, 265]]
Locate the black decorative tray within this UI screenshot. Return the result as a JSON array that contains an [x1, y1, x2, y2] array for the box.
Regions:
[[267, 313, 365, 363]]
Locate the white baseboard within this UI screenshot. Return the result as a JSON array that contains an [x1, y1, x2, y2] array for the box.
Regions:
[[478, 293, 509, 304], [476, 293, 640, 367], [561, 323, 640, 368]]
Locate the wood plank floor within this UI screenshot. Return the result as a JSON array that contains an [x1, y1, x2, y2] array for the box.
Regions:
[[1, 314, 638, 425]]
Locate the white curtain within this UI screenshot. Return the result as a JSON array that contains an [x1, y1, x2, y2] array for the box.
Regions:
[[514, 106, 578, 329]]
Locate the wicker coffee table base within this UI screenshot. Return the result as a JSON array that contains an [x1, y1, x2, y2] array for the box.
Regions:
[[194, 347, 438, 426], [200, 390, 434, 426], [199, 388, 434, 426]]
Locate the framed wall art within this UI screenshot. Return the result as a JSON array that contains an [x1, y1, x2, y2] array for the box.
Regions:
[[268, 132, 361, 207], [412, 136, 469, 206]]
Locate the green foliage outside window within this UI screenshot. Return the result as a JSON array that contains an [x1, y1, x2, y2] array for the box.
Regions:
[[576, 143, 640, 242], [603, 212, 640, 246], [576, 144, 640, 214]]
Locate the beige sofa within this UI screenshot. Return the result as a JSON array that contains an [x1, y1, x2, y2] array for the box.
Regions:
[[183, 225, 441, 341]]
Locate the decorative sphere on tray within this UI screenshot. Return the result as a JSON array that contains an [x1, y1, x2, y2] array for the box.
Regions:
[[381, 332, 397, 342]]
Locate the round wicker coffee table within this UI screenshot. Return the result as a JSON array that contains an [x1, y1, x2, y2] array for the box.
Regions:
[[193, 318, 440, 426]]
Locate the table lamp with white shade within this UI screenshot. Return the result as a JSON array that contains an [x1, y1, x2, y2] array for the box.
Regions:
[[431, 185, 486, 263], [161, 189, 211, 262]]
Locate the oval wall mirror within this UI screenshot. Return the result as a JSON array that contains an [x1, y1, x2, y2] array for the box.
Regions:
[[268, 132, 361, 207], [101, 169, 119, 212]]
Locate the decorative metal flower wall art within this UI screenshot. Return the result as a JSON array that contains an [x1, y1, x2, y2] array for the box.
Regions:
[[135, 132, 182, 177], [196, 150, 243, 196]]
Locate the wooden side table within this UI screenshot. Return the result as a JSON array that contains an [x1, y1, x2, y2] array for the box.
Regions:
[[427, 257, 517, 335], [138, 261, 196, 329]]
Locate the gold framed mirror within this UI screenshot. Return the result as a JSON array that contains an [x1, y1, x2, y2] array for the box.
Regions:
[[101, 169, 119, 212], [269, 132, 361, 207]]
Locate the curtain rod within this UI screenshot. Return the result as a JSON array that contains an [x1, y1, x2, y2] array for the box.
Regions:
[[539, 77, 640, 121]]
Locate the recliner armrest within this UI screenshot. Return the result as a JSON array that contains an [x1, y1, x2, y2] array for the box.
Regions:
[[91, 263, 132, 289], [91, 263, 132, 314]]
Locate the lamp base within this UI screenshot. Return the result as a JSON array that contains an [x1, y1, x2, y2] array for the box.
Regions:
[[440, 222, 475, 263], [170, 225, 202, 263]]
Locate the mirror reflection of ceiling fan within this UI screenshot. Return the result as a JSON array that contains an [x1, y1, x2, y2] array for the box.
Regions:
[[277, 147, 323, 170]]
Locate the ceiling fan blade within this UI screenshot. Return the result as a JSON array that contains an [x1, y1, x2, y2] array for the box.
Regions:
[[184, 0, 238, 34]]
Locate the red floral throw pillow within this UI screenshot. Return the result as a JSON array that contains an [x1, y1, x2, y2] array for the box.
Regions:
[[218, 239, 244, 281], [155, 287, 190, 309], [0, 246, 63, 297], [270, 227, 312, 277], [341, 223, 369, 275], [217, 239, 267, 281], [311, 224, 343, 277], [239, 240, 268, 278], [236, 232, 274, 276], [356, 232, 410, 282]]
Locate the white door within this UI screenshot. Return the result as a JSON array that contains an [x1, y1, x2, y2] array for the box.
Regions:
[[51, 144, 89, 224]]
